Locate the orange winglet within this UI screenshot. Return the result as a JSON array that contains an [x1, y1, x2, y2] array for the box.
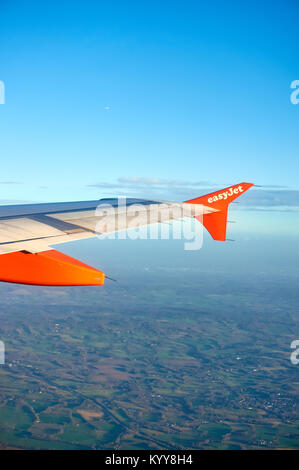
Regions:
[[0, 250, 105, 286], [198, 206, 229, 241], [185, 182, 254, 241]]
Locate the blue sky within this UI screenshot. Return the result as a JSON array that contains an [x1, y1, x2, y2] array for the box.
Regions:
[[0, 0, 299, 247]]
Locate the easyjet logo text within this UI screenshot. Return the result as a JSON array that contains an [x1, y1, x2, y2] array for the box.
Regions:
[[207, 185, 244, 203]]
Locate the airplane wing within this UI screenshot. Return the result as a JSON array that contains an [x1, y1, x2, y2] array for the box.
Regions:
[[0, 182, 253, 286]]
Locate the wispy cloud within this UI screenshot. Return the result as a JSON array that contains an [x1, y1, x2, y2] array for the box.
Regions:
[[117, 177, 214, 187], [86, 177, 299, 209], [87, 177, 216, 199], [258, 184, 288, 189], [0, 199, 34, 205], [242, 207, 299, 213], [238, 189, 299, 208], [0, 181, 23, 185]]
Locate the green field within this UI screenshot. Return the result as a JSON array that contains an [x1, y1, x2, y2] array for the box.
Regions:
[[0, 269, 298, 449]]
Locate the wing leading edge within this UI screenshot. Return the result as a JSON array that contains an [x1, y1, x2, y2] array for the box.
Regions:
[[0, 182, 253, 285]]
